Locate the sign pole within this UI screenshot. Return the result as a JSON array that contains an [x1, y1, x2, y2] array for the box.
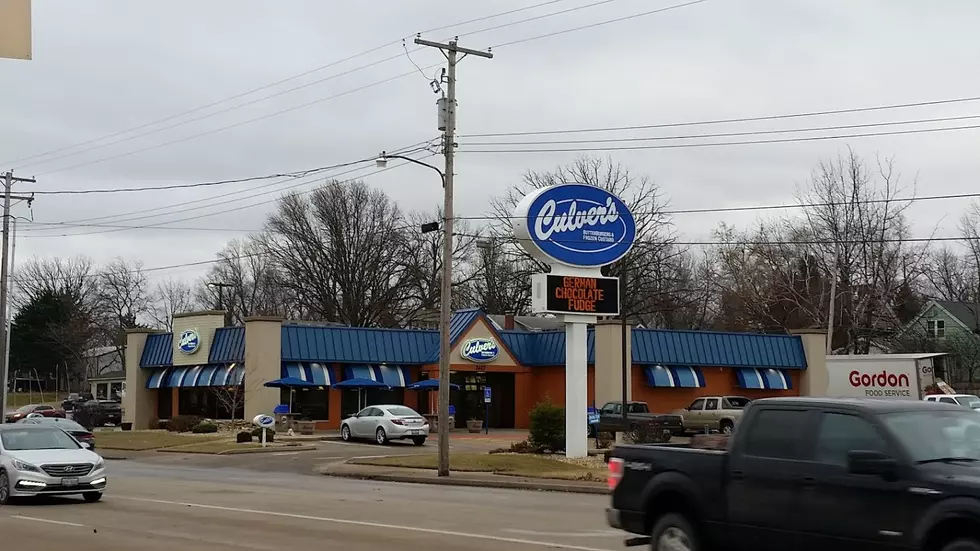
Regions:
[[564, 315, 591, 458]]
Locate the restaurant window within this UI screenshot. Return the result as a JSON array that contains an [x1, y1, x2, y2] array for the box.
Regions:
[[282, 387, 330, 420]]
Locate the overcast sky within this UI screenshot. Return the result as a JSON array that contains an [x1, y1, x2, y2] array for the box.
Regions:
[[2, 0, 979, 287]]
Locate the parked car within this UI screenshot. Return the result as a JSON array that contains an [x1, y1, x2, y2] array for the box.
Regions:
[[924, 393, 980, 409], [16, 417, 96, 449], [671, 395, 750, 434], [607, 396, 980, 551], [4, 404, 66, 423], [61, 393, 81, 412], [340, 405, 429, 446], [589, 401, 683, 438], [73, 400, 122, 430], [0, 423, 106, 504]]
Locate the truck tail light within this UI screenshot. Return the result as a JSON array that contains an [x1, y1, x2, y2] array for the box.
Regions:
[[608, 457, 624, 490]]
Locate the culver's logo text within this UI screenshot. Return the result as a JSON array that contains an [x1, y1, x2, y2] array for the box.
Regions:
[[178, 329, 200, 354], [513, 184, 636, 268], [461, 338, 499, 363]]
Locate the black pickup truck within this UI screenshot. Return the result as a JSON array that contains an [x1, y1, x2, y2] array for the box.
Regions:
[[607, 397, 980, 551], [590, 401, 684, 438]]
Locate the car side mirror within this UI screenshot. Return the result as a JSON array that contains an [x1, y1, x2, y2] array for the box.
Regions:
[[80, 442, 92, 450], [848, 450, 897, 476]]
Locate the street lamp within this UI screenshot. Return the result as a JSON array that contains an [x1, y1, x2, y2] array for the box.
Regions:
[[376, 151, 453, 476], [375, 152, 446, 187]]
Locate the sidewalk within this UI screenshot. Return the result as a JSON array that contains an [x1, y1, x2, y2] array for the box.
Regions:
[[320, 460, 608, 495]]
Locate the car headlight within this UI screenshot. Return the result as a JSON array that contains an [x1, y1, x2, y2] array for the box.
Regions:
[[12, 459, 41, 473]]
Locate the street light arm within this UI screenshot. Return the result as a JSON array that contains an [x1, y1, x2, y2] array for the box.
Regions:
[[381, 154, 446, 186]]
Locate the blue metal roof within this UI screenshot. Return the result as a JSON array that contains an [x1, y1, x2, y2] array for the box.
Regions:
[[140, 333, 173, 368], [631, 328, 807, 369], [500, 329, 596, 366], [423, 308, 514, 363], [210, 326, 245, 363], [282, 325, 438, 364]]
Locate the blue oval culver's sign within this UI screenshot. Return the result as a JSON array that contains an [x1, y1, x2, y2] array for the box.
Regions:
[[461, 338, 499, 363], [513, 184, 636, 267]]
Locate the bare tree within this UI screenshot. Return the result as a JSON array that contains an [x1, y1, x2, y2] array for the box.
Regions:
[[264, 180, 415, 326], [400, 207, 479, 325], [151, 279, 198, 331], [196, 236, 294, 324], [14, 256, 98, 309]]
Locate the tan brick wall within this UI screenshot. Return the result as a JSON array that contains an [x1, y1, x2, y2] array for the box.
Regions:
[[123, 329, 156, 429], [171, 311, 225, 366], [594, 320, 633, 407]]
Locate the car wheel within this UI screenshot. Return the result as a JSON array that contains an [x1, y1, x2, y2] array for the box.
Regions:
[[340, 424, 351, 442], [720, 421, 734, 435], [0, 470, 9, 506], [412, 437, 426, 446], [376, 427, 389, 445], [651, 513, 699, 551], [588, 424, 596, 438], [82, 492, 102, 503]]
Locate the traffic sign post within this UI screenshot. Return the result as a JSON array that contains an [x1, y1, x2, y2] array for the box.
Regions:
[[484, 387, 491, 435]]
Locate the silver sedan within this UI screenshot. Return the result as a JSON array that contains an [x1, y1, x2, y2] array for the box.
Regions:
[[0, 424, 107, 504], [340, 405, 429, 446]]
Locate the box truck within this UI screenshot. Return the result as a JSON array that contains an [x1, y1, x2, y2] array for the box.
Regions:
[[824, 353, 947, 400]]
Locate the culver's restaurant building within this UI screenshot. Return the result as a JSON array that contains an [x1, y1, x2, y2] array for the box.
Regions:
[[123, 308, 831, 431]]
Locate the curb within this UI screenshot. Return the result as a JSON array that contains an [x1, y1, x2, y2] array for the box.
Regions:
[[218, 445, 317, 455], [322, 469, 608, 495]]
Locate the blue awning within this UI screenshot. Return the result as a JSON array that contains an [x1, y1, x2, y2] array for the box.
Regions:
[[146, 364, 243, 388], [643, 365, 705, 388], [146, 368, 170, 389], [211, 363, 244, 387], [282, 362, 336, 386], [736, 368, 792, 390], [343, 365, 412, 388]]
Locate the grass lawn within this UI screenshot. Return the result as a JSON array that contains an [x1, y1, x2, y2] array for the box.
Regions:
[[8, 392, 68, 408], [94, 430, 217, 451], [351, 453, 606, 481]]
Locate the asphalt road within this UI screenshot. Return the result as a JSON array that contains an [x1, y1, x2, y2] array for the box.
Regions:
[[0, 459, 621, 551], [102, 435, 519, 475]]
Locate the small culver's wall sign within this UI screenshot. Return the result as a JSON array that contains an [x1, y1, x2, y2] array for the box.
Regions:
[[460, 338, 499, 363], [178, 328, 201, 354]]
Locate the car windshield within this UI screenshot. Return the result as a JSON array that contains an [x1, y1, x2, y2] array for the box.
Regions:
[[957, 396, 980, 409], [15, 405, 37, 413], [0, 427, 81, 450], [724, 397, 750, 408], [881, 410, 980, 462], [385, 406, 419, 417]]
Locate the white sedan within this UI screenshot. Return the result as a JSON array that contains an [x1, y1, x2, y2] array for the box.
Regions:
[[340, 405, 429, 446]]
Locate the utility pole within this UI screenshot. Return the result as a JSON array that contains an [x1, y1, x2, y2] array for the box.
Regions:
[[0, 170, 35, 422], [414, 36, 492, 477], [208, 282, 234, 326]]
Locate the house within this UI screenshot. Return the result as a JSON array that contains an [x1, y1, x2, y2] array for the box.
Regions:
[[893, 300, 980, 389], [89, 370, 126, 401]]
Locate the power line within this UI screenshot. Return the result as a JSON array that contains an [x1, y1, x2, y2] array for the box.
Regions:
[[42, 140, 433, 226], [461, 113, 980, 146], [491, 0, 711, 49], [457, 0, 628, 39], [458, 122, 980, 153], [461, 95, 980, 138], [32, 66, 443, 177], [29, 159, 374, 195], [24, 186, 980, 238], [5, 0, 586, 172], [1, 39, 407, 169], [15, 232, 974, 285], [22, 52, 426, 174], [21, 152, 440, 238]]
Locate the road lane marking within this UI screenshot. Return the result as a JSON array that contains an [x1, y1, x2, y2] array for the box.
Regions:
[[271, 452, 299, 456], [113, 495, 616, 551], [504, 529, 621, 538], [9, 515, 85, 527]]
